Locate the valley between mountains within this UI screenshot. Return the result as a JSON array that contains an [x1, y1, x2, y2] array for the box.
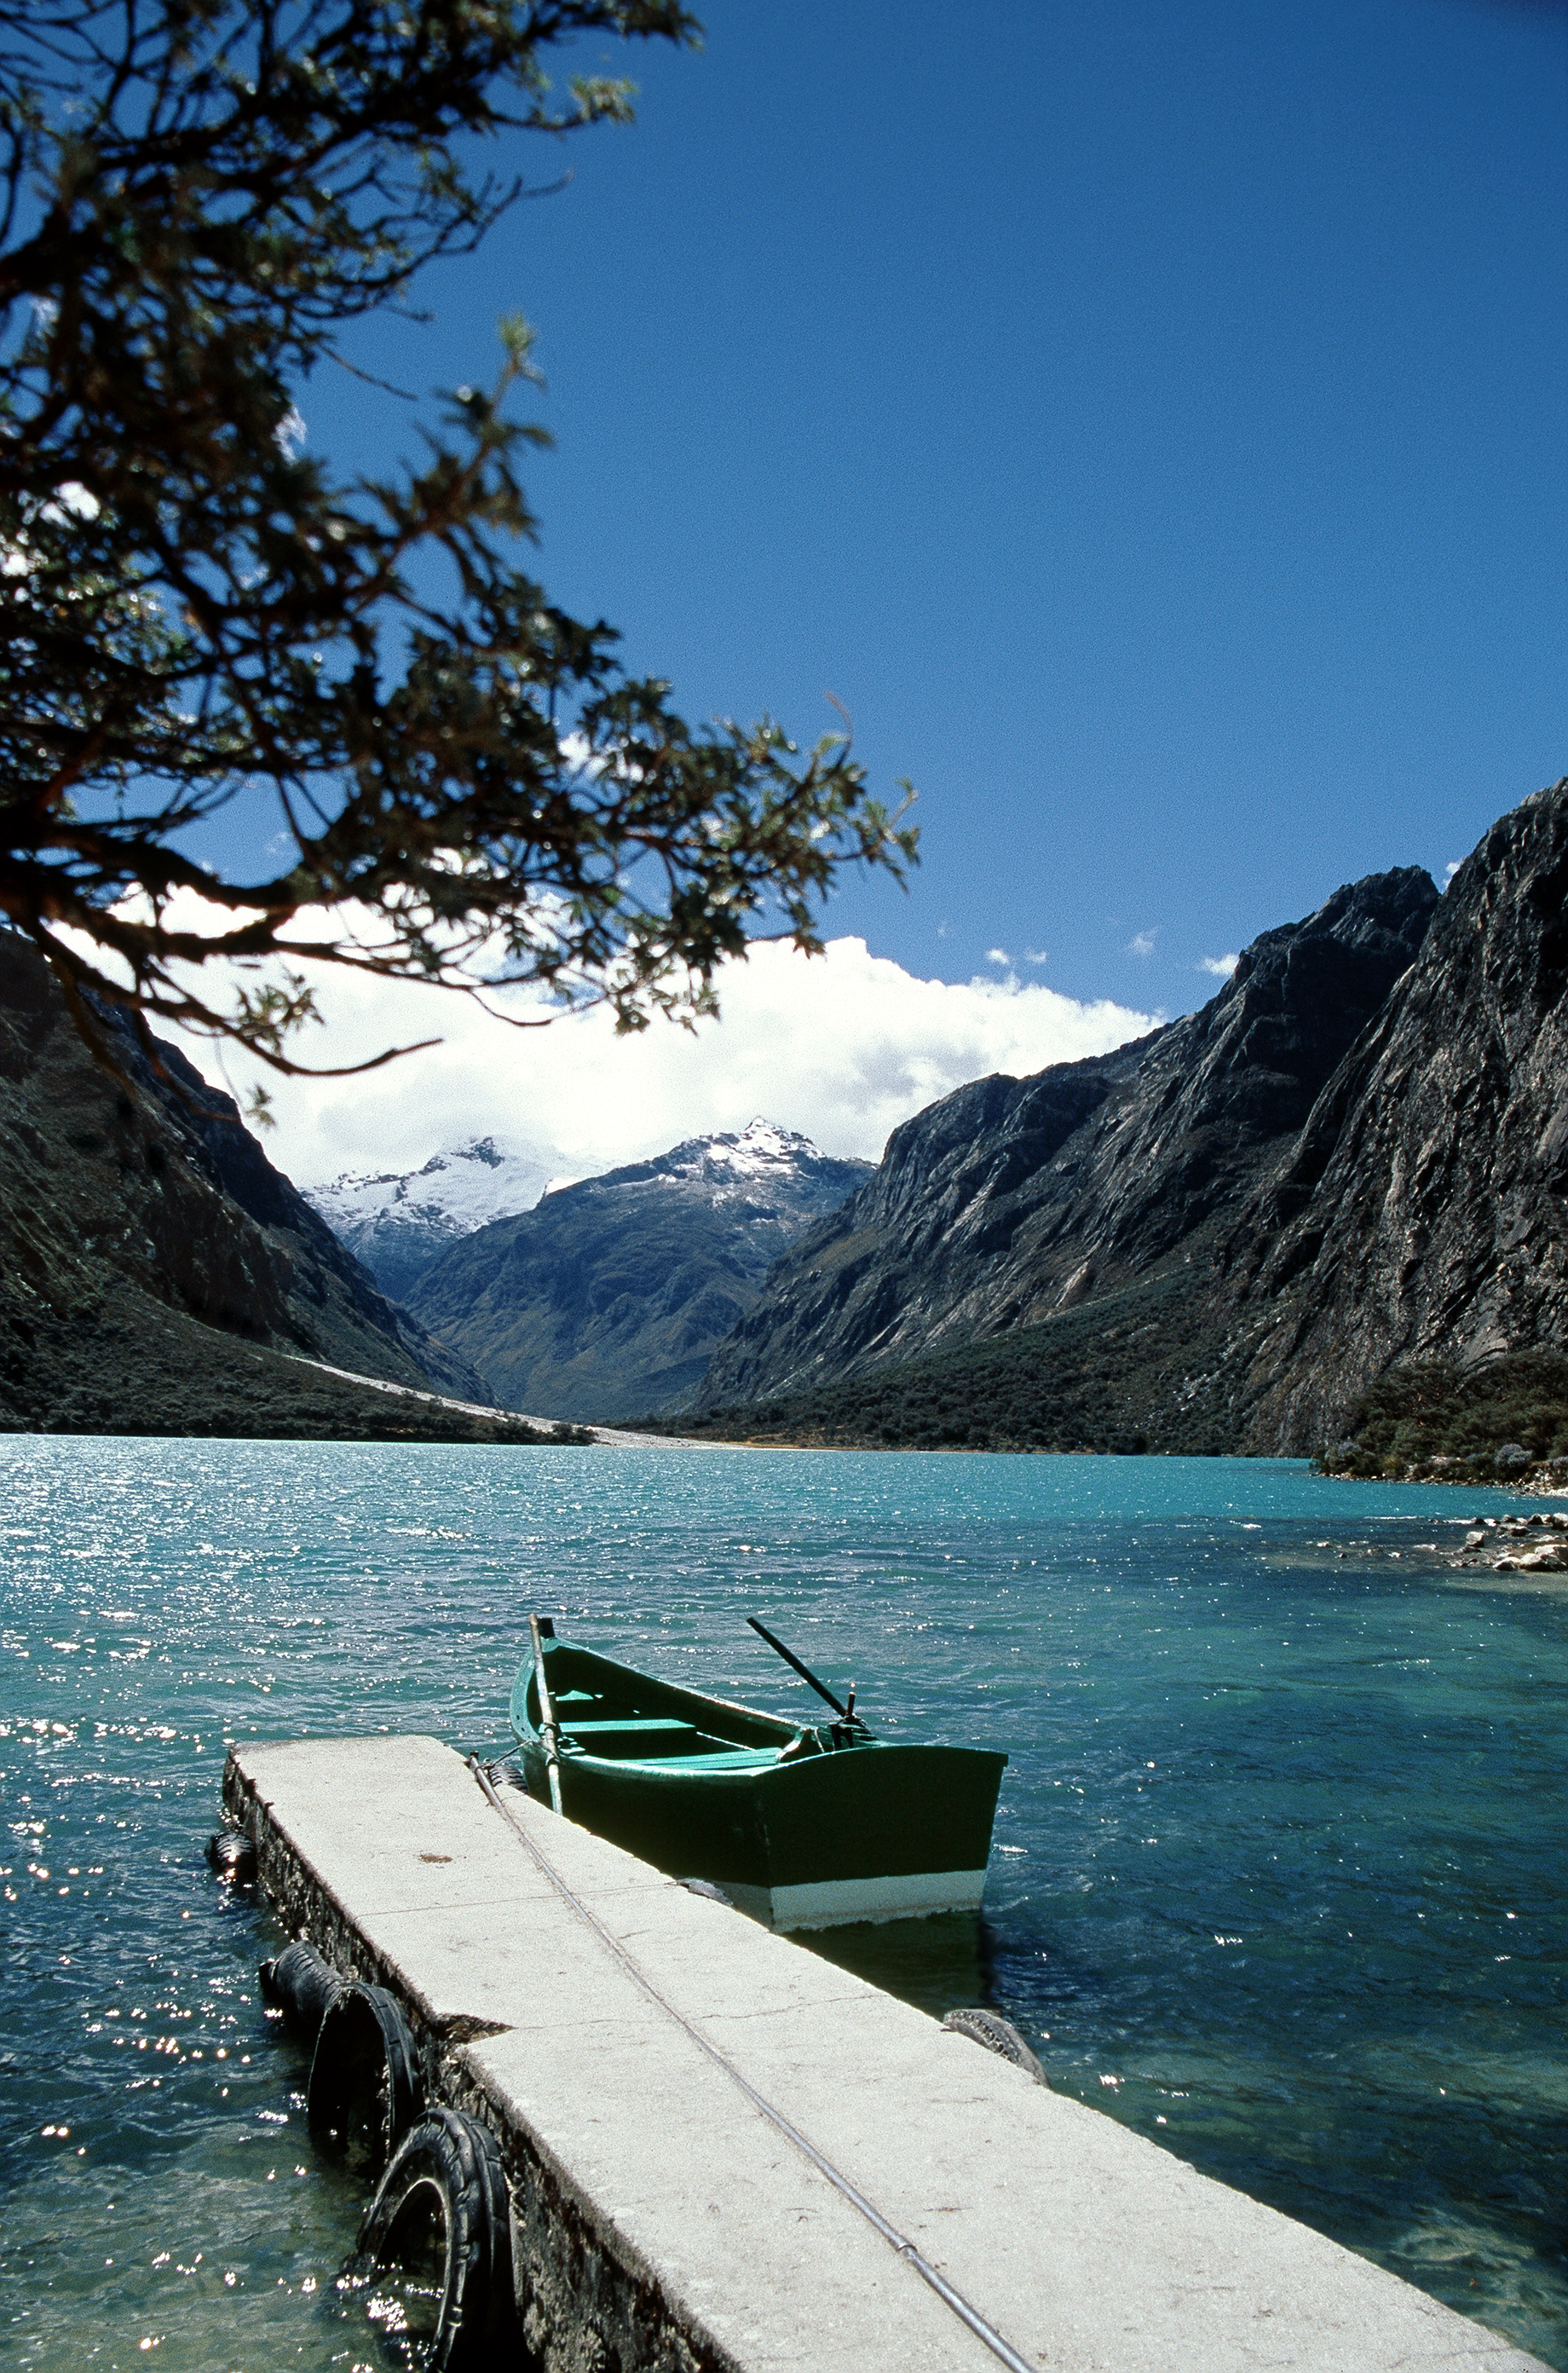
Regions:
[[5, 777, 1567, 1463]]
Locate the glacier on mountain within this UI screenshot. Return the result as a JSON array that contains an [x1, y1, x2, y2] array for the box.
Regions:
[[306, 1134, 557, 1302], [401, 1117, 873, 1419]]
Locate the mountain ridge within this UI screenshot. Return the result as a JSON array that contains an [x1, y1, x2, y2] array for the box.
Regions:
[[306, 1133, 557, 1302], [0, 934, 520, 1436], [1223, 779, 1568, 1447], [687, 781, 1568, 1458], [700, 867, 1440, 1417], [405, 1120, 872, 1421], [14, 777, 1566, 1451]]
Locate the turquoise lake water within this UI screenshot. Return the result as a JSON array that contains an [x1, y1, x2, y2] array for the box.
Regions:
[[2, 1439, 1565, 2370]]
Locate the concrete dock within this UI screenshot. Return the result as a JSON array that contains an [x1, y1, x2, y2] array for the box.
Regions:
[[225, 1735, 1547, 2373]]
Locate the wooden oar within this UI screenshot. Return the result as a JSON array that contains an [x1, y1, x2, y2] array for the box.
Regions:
[[529, 1614, 564, 1815], [747, 1614, 862, 1724]]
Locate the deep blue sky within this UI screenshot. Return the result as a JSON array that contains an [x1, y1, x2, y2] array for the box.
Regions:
[[298, 0, 1566, 1022]]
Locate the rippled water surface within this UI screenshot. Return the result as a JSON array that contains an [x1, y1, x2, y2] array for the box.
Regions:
[[3, 1439, 1566, 2369]]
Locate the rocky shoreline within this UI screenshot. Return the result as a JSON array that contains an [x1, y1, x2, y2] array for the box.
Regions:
[[1316, 1509, 1568, 1574], [1452, 1510, 1568, 1570]]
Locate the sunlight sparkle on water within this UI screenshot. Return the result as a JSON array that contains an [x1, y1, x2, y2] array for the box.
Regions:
[[0, 1441, 1563, 2367]]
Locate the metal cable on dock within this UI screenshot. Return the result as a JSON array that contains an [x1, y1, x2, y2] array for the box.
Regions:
[[468, 1757, 1041, 2373]]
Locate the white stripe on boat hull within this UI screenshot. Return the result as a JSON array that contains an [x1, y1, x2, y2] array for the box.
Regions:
[[720, 1868, 989, 1932]]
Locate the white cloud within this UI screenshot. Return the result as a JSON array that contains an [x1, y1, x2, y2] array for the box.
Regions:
[[170, 935, 1157, 1188], [985, 947, 1011, 967], [1023, 948, 1048, 967], [1127, 929, 1157, 958], [1444, 861, 1461, 887], [1197, 952, 1239, 978]]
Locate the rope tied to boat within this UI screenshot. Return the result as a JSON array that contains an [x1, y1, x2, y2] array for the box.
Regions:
[[467, 1756, 1042, 2373]]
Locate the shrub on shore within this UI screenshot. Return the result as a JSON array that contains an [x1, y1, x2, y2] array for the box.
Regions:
[[1315, 1353, 1568, 1484]]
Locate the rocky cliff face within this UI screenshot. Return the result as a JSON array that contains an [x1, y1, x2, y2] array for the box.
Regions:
[[307, 1134, 556, 1302], [700, 869, 1439, 1413], [0, 936, 499, 1433], [1227, 780, 1568, 1448], [405, 1121, 871, 1420]]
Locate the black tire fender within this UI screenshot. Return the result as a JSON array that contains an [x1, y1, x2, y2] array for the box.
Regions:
[[206, 1829, 257, 1888], [942, 2006, 1048, 2084], [259, 1940, 346, 2047], [307, 1980, 420, 2177], [355, 2107, 515, 2371]]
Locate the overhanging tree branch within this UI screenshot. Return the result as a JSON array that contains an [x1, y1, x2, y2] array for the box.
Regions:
[[0, 0, 917, 1096]]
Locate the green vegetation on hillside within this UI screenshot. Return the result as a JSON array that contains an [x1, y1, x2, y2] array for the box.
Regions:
[[649, 1310, 1568, 1475], [637, 1269, 1244, 1454], [1314, 1353, 1568, 1481]]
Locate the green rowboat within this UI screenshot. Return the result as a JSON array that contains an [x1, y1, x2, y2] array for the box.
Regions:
[[508, 1621, 1007, 1931]]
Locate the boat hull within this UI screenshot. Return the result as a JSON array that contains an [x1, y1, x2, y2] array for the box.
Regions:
[[726, 1866, 989, 1932], [513, 1732, 1005, 1931]]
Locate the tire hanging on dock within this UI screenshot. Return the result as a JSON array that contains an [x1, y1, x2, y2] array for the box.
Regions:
[[354, 2107, 516, 2372], [307, 1981, 420, 2178], [206, 1829, 257, 1888], [259, 1940, 346, 2046], [941, 2007, 1048, 2084]]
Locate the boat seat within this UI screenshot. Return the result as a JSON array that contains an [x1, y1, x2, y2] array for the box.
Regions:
[[625, 1747, 781, 1771], [561, 1718, 717, 1759], [563, 1718, 695, 1735]]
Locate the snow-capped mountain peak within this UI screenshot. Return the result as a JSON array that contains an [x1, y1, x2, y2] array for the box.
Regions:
[[306, 1118, 864, 1306], [305, 1133, 555, 1301], [401, 1121, 873, 1421], [656, 1119, 827, 1187]]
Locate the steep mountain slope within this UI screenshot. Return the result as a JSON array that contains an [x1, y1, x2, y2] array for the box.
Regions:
[[1226, 778, 1568, 1448], [406, 1122, 871, 1420], [700, 869, 1439, 1414], [307, 1135, 556, 1302], [0, 934, 508, 1434]]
